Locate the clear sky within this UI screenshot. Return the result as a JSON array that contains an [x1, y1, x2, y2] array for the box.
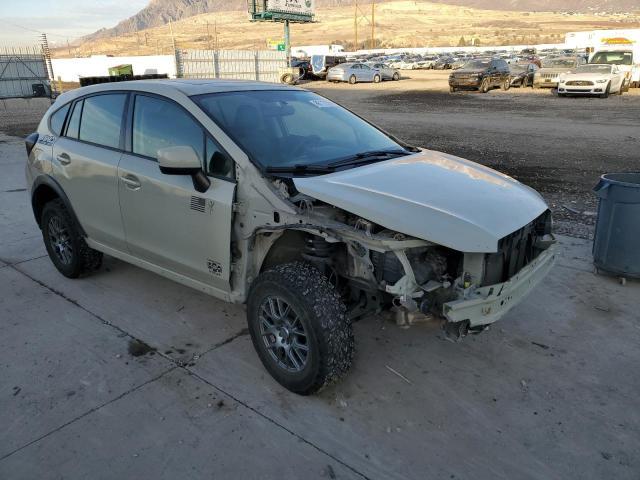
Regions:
[[0, 0, 149, 46]]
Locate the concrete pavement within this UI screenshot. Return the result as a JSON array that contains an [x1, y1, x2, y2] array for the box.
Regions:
[[1, 133, 638, 479]]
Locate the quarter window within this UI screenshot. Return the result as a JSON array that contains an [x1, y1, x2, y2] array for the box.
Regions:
[[65, 101, 82, 139], [132, 95, 204, 162], [79, 94, 127, 149], [205, 136, 234, 179], [49, 103, 70, 136]]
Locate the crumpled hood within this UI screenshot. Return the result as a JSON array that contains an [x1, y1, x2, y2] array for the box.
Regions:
[[293, 150, 549, 253]]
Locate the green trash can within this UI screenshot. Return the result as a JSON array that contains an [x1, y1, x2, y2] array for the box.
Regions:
[[593, 173, 640, 279]]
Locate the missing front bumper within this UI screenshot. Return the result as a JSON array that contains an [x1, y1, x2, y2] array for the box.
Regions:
[[443, 242, 558, 327]]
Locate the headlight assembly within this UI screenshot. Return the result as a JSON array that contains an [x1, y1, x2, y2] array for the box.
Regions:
[[596, 79, 607, 84]]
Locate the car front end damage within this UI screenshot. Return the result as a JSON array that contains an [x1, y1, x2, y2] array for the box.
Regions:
[[372, 210, 557, 330], [248, 189, 556, 335]]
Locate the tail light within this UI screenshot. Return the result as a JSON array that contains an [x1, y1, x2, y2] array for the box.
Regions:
[[25, 132, 39, 156]]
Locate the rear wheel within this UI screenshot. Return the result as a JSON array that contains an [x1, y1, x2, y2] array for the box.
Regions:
[[41, 199, 102, 278], [247, 262, 354, 395], [450, 86, 457, 93], [392, 72, 400, 81], [373, 74, 381, 84], [349, 75, 357, 85], [501, 78, 511, 91]]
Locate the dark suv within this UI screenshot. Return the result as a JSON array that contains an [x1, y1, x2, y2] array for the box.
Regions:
[[449, 59, 511, 93]]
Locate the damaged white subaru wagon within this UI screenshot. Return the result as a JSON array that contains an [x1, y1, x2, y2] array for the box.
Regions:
[[26, 80, 557, 394]]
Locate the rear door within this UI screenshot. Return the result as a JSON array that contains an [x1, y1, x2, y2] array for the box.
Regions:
[[52, 92, 128, 251], [117, 93, 235, 291]]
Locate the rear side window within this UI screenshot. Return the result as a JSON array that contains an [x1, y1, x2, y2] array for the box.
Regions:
[[79, 94, 127, 149], [132, 95, 204, 161], [66, 101, 83, 139], [49, 103, 70, 136]]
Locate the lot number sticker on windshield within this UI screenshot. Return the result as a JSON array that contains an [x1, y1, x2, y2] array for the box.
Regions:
[[309, 99, 335, 108]]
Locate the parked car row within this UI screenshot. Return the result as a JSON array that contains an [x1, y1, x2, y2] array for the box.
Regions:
[[448, 55, 628, 98]]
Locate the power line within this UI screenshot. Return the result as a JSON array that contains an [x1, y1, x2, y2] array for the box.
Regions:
[[0, 19, 83, 40]]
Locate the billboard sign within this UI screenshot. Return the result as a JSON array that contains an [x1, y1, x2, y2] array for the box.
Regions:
[[267, 0, 315, 16]]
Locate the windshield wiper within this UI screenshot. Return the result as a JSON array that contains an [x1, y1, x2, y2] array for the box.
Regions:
[[265, 164, 336, 175], [328, 149, 412, 168]]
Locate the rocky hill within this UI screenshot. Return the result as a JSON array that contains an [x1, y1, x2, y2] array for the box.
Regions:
[[86, 0, 640, 40]]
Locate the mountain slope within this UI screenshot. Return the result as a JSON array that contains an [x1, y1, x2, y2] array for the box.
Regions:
[[87, 0, 640, 40]]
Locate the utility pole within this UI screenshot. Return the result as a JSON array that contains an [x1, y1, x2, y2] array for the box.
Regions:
[[40, 33, 57, 97], [67, 38, 71, 56], [214, 20, 218, 51], [354, 0, 375, 51], [371, 1, 376, 49], [206, 21, 212, 50], [169, 19, 177, 52]]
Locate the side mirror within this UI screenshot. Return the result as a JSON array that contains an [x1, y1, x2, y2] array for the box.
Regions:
[[157, 146, 211, 193]]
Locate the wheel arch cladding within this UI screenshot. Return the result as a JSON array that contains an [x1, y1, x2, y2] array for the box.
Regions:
[[31, 175, 86, 236]]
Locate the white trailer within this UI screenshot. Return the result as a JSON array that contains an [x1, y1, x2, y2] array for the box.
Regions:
[[566, 30, 640, 88]]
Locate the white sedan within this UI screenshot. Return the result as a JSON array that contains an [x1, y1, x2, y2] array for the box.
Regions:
[[558, 64, 625, 98]]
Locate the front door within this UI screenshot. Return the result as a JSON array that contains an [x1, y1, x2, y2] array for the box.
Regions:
[[52, 93, 128, 251], [117, 93, 235, 291]]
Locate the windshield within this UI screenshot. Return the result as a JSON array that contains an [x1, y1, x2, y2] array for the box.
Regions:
[[510, 65, 527, 73], [462, 60, 490, 69], [590, 51, 633, 66], [194, 90, 403, 170], [542, 58, 576, 68], [575, 65, 612, 74]]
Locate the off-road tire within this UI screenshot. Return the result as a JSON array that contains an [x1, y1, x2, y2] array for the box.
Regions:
[[42, 199, 102, 278], [480, 78, 490, 93], [247, 262, 354, 395], [373, 74, 381, 84], [392, 72, 400, 81], [280, 73, 294, 85], [349, 75, 357, 85]]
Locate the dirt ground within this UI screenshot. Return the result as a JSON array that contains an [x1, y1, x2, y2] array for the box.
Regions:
[[2, 70, 639, 238], [307, 70, 640, 239]]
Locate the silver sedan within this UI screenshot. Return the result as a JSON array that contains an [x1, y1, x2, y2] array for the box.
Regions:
[[327, 63, 382, 84], [366, 62, 400, 81]]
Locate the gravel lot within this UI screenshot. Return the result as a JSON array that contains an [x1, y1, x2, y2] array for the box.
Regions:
[[307, 70, 640, 239]]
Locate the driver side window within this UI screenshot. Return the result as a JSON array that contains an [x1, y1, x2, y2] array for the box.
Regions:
[[132, 94, 234, 180]]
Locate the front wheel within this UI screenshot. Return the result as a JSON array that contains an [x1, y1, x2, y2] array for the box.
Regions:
[[349, 75, 357, 85], [480, 78, 490, 93], [392, 72, 400, 81], [450, 86, 457, 93], [502, 78, 511, 91], [247, 262, 354, 395], [601, 83, 610, 99]]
